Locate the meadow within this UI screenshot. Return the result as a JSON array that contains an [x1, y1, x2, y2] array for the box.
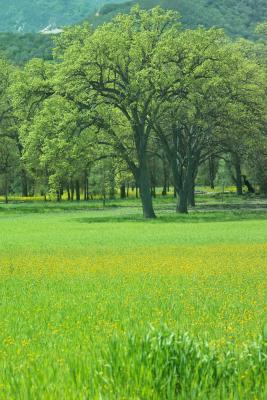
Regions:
[[0, 196, 266, 399]]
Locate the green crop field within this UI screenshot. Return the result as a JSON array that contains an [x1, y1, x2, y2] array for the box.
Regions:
[[0, 199, 266, 399]]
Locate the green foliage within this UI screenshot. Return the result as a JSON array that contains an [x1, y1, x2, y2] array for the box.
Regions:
[[95, 0, 267, 38], [0, 204, 266, 397], [53, 7, 183, 217], [215, 159, 232, 188], [1, 1, 266, 65], [234, 25, 267, 194], [0, 33, 54, 65], [0, 0, 265, 37], [22, 95, 89, 188], [0, 0, 127, 32], [0, 136, 20, 200], [7, 7, 266, 213]]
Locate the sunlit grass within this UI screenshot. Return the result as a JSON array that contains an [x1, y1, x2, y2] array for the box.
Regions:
[[0, 203, 266, 398]]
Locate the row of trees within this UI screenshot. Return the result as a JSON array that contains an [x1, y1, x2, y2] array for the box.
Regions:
[[0, 7, 266, 217]]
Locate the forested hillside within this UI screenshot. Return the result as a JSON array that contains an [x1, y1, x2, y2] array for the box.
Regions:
[[0, 0, 266, 64], [0, 34, 53, 65], [0, 0, 126, 32], [0, 0, 265, 37], [96, 0, 267, 38]]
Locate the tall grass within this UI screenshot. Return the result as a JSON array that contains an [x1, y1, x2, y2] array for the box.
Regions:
[[95, 327, 267, 399], [0, 204, 266, 398]]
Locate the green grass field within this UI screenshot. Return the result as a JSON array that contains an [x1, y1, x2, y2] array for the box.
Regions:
[[0, 198, 266, 398]]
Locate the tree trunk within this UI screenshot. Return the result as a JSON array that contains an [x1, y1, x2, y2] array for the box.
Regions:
[[174, 166, 192, 214], [84, 175, 89, 201], [256, 158, 267, 195], [177, 189, 188, 213], [162, 184, 167, 196], [75, 180, 80, 201], [209, 156, 216, 189], [234, 161, 243, 196], [109, 184, 115, 199], [86, 178, 89, 201], [4, 176, 8, 204], [21, 169, 28, 197], [260, 176, 267, 195], [188, 180, 195, 207], [188, 165, 198, 207], [138, 165, 156, 219], [162, 158, 169, 196], [67, 187, 71, 201], [151, 186, 156, 198], [102, 192, 106, 208], [70, 181, 74, 201], [120, 184, 126, 199], [83, 178, 86, 201]]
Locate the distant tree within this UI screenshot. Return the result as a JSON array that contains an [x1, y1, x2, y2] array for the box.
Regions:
[[0, 58, 32, 196], [10, 58, 55, 195], [20, 95, 94, 200]]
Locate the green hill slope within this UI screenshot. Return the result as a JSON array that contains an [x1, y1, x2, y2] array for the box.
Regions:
[[0, 33, 54, 65], [0, 0, 126, 33], [1, 0, 265, 65], [95, 0, 267, 38], [0, 0, 265, 37]]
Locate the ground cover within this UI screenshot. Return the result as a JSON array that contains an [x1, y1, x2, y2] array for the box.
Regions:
[[0, 198, 266, 398]]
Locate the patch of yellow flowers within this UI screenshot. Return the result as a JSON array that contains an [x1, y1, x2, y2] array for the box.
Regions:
[[0, 242, 266, 345]]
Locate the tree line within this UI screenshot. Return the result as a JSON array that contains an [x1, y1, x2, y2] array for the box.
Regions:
[[0, 7, 266, 217]]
